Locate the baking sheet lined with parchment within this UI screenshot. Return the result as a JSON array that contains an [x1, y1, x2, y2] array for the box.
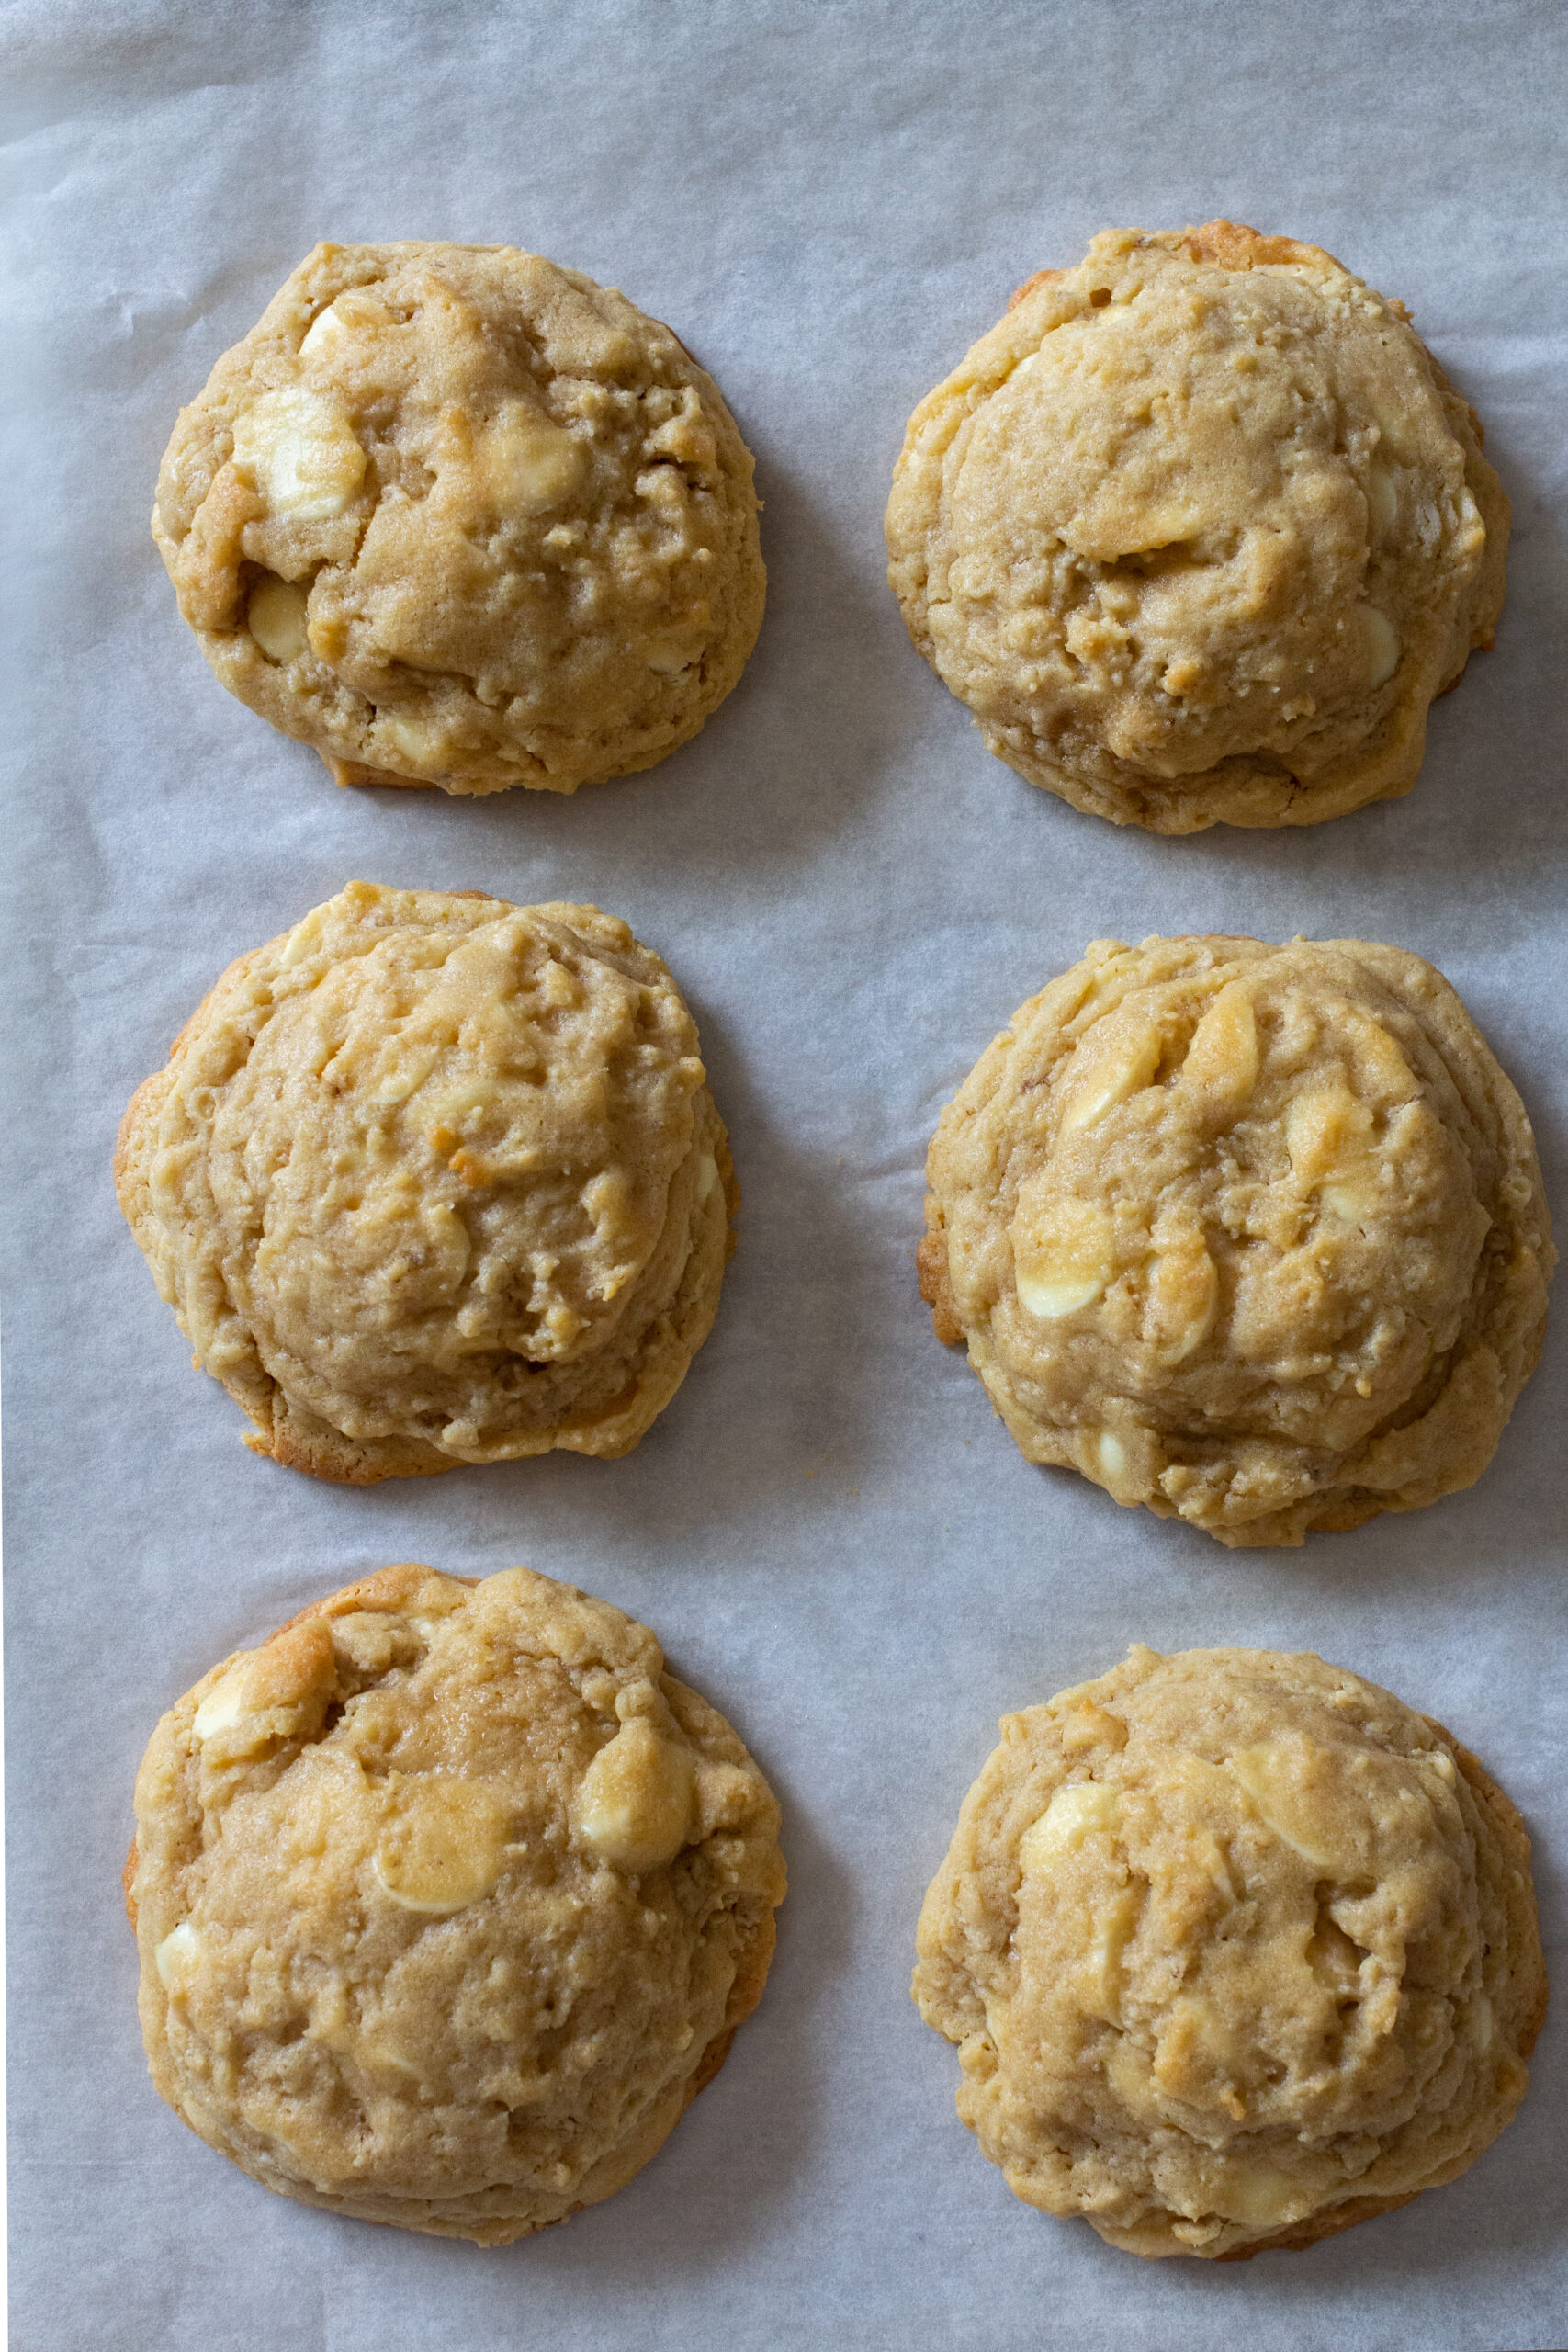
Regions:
[[5, 4, 1566, 2346]]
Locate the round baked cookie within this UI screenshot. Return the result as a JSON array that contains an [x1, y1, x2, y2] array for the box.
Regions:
[[115, 882, 738, 1480], [919, 934, 1552, 1547], [152, 241, 765, 795], [886, 222, 1506, 831], [914, 1644, 1545, 2260], [127, 1563, 785, 2243]]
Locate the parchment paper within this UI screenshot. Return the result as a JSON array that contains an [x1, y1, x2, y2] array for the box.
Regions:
[[5, 4, 1566, 2346]]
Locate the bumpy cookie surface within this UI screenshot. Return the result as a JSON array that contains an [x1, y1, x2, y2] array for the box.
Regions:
[[919, 935, 1551, 1546], [128, 1564, 785, 2242], [115, 883, 737, 1479], [886, 223, 1506, 831], [915, 1645, 1545, 2259], [153, 241, 765, 794]]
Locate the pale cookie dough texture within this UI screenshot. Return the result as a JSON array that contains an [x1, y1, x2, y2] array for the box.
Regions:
[[886, 222, 1506, 831], [127, 1564, 786, 2243], [919, 935, 1552, 1547], [115, 883, 738, 1481], [153, 241, 765, 794], [915, 1645, 1546, 2259]]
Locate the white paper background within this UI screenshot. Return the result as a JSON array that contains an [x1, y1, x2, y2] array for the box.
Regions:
[[5, 3, 1567, 2346]]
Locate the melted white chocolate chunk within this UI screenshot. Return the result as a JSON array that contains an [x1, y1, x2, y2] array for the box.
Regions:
[[193, 1663, 251, 1741], [247, 574, 310, 662], [476, 404, 588, 516], [155, 1920, 202, 1991], [1021, 1781, 1122, 1870], [1207, 2156, 1305, 2226], [232, 388, 367, 522], [1012, 1195, 1115, 1321], [1060, 1022, 1162, 1135], [375, 1779, 510, 1914], [575, 1718, 695, 1874], [1361, 605, 1401, 687], [1181, 984, 1258, 1104], [1231, 1740, 1357, 1875]]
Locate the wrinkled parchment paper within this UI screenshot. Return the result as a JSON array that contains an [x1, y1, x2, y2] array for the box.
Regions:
[[5, 4, 1565, 2346]]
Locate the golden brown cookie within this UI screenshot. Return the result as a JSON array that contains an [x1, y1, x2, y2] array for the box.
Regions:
[[128, 1564, 785, 2243], [919, 935, 1552, 1546], [914, 1644, 1545, 2259], [115, 883, 737, 1479], [886, 223, 1506, 831], [153, 241, 765, 794]]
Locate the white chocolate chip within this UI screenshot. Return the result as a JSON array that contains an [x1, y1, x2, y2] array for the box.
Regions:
[[696, 1152, 719, 1204], [1012, 1195, 1115, 1321], [375, 1780, 509, 1914], [1319, 1175, 1379, 1226], [1181, 985, 1258, 1105], [1361, 605, 1401, 687], [1286, 1083, 1372, 1186], [1087, 1883, 1139, 2026], [377, 712, 445, 772], [277, 908, 327, 969], [299, 305, 348, 359], [575, 1718, 695, 1874], [193, 1663, 251, 1740], [1094, 1430, 1126, 1482], [1017, 1263, 1104, 1319], [1453, 484, 1484, 557], [477, 404, 587, 516], [299, 288, 390, 357], [154, 1921, 201, 1991], [247, 575, 310, 663], [1366, 460, 1400, 537], [1232, 1742, 1359, 1874], [1021, 1781, 1121, 1870], [192, 1623, 337, 1758], [231, 388, 367, 522], [1060, 1021, 1162, 1134], [1145, 1239, 1218, 1363], [1208, 2158, 1304, 2228], [1058, 1702, 1129, 1756]]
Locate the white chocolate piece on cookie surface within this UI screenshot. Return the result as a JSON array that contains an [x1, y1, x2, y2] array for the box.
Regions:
[[152, 240, 765, 796], [231, 387, 367, 521], [915, 1645, 1545, 2260], [127, 1564, 784, 2245], [919, 933, 1552, 1547]]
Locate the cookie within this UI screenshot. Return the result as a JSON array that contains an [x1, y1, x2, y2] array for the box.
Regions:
[[886, 222, 1506, 831], [115, 882, 737, 1480], [914, 1644, 1545, 2259], [153, 241, 764, 795], [127, 1563, 785, 2243], [919, 935, 1551, 1546]]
